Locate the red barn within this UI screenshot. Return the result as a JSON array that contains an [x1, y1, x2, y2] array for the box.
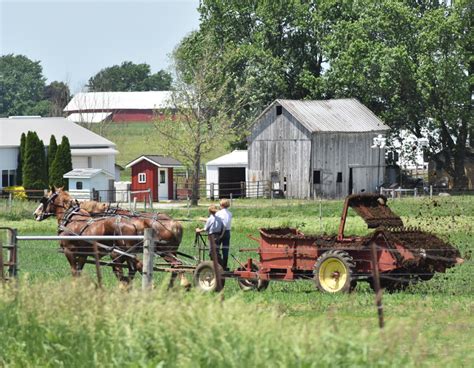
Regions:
[[126, 155, 183, 201], [64, 91, 173, 123]]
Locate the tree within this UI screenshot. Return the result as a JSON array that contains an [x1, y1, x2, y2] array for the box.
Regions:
[[0, 54, 46, 117], [22, 131, 47, 190], [16, 132, 26, 185], [154, 43, 236, 205], [44, 81, 71, 116], [50, 136, 73, 189], [87, 61, 172, 92], [47, 135, 58, 182], [180, 1, 334, 146], [323, 0, 471, 187]]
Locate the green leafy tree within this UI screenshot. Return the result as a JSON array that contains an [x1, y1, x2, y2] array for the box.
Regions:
[[88, 61, 172, 92], [22, 131, 47, 189], [16, 132, 26, 185], [44, 81, 71, 116], [0, 54, 46, 116], [50, 136, 73, 189], [324, 0, 471, 187], [47, 135, 58, 182], [179, 1, 337, 146]]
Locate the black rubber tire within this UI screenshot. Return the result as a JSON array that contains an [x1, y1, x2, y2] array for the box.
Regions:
[[193, 261, 224, 293], [256, 279, 270, 291], [314, 250, 355, 293]]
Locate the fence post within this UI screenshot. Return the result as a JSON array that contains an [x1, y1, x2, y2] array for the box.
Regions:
[[430, 185, 433, 199], [174, 182, 178, 200], [8, 193, 12, 208], [210, 183, 214, 201], [414, 188, 417, 197], [142, 228, 155, 290], [370, 238, 384, 329], [230, 193, 233, 207], [256, 181, 260, 199], [7, 228, 18, 279], [133, 197, 137, 211], [92, 241, 102, 288], [0, 239, 4, 283], [149, 190, 153, 211]]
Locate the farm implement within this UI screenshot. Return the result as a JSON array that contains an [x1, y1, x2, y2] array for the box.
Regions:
[[193, 194, 464, 293]]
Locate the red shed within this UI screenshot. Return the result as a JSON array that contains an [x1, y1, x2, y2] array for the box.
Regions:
[[126, 155, 183, 201]]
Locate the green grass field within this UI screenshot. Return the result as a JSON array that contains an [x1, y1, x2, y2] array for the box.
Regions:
[[93, 122, 229, 181], [0, 196, 473, 367]]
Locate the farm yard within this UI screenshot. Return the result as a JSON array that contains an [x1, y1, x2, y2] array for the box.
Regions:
[[0, 196, 472, 367]]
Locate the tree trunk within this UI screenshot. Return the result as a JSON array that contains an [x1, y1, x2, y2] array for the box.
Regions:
[[452, 118, 469, 189], [191, 149, 201, 206]]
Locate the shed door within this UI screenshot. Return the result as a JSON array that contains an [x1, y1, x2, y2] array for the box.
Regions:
[[158, 169, 168, 200], [219, 167, 246, 198]]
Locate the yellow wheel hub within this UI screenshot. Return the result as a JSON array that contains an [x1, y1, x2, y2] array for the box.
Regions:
[[318, 258, 348, 292]]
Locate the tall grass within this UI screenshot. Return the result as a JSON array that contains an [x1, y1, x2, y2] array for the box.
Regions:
[[0, 281, 472, 367]]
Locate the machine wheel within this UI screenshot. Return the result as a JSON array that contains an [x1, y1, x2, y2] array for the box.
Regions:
[[193, 261, 224, 293], [257, 279, 270, 291], [237, 262, 270, 292], [314, 250, 355, 293]]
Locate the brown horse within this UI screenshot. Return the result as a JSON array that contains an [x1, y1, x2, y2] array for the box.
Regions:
[[34, 188, 145, 281], [79, 200, 183, 265], [78, 200, 188, 287], [34, 189, 186, 286]]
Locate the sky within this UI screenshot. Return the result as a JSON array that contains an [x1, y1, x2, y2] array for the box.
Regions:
[[0, 0, 200, 92]]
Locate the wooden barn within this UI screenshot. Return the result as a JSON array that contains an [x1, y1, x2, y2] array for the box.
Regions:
[[248, 99, 390, 198], [126, 155, 183, 201]]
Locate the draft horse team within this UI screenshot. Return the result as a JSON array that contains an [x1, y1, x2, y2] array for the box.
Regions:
[[34, 187, 185, 285]]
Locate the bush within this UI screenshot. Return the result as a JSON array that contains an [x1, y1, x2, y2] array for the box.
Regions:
[[4, 186, 27, 200]]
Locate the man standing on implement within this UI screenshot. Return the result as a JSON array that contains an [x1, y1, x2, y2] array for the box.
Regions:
[[216, 199, 232, 270]]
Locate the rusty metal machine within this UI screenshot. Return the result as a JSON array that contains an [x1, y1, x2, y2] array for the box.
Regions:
[[226, 194, 463, 293]]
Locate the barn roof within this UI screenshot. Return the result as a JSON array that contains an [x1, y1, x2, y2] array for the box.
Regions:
[[206, 150, 248, 167], [66, 112, 112, 124], [125, 155, 183, 168], [0, 116, 116, 148], [258, 99, 390, 133], [64, 91, 173, 112]]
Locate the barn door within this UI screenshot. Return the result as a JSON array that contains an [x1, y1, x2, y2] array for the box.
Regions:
[[349, 167, 368, 194]]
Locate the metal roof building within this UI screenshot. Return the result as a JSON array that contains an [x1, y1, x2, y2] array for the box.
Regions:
[[248, 99, 390, 198], [206, 150, 248, 198], [0, 116, 117, 189], [64, 91, 173, 123]]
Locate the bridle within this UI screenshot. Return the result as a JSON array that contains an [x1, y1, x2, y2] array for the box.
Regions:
[[36, 192, 70, 220]]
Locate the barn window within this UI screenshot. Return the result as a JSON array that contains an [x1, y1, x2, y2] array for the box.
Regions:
[[337, 172, 343, 183], [160, 170, 166, 184], [313, 170, 321, 184], [138, 173, 146, 183], [76, 181, 83, 190], [276, 105, 282, 115]]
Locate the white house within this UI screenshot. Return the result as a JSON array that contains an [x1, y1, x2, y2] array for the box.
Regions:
[[206, 150, 248, 198], [64, 168, 115, 201], [0, 116, 117, 190]]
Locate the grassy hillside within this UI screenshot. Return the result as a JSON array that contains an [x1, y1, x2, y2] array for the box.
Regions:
[[0, 196, 472, 366], [91, 122, 229, 181]]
